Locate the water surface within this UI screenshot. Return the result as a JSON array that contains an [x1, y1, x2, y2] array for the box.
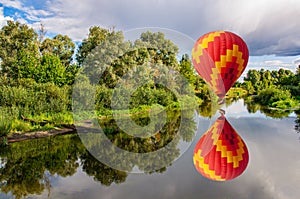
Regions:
[[0, 100, 299, 199]]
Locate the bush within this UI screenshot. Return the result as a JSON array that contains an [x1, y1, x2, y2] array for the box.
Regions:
[[272, 99, 298, 109], [226, 88, 247, 99], [255, 87, 297, 108], [0, 81, 71, 117], [0, 116, 12, 137]]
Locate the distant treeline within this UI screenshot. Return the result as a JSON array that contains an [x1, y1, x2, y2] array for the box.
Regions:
[[236, 67, 300, 109]]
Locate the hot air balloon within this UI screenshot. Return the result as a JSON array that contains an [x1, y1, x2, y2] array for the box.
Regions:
[[193, 115, 249, 181], [192, 31, 249, 102]]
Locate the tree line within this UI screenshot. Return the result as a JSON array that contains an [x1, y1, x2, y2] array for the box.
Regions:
[[0, 21, 208, 138], [240, 67, 300, 109], [0, 20, 299, 140]]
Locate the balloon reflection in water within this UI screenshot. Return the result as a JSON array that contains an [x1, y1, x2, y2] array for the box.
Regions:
[[193, 115, 249, 181]]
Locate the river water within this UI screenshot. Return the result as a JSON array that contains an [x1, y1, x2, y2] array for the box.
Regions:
[[0, 99, 299, 199]]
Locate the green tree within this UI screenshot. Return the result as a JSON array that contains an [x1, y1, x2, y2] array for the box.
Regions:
[[40, 34, 75, 66], [254, 87, 297, 108], [37, 54, 66, 86], [76, 26, 111, 66], [82, 30, 131, 85], [242, 81, 255, 95], [13, 50, 40, 80], [134, 31, 179, 68], [0, 21, 39, 79], [179, 54, 197, 85]]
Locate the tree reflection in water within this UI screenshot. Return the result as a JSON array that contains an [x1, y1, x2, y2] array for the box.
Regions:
[[0, 109, 197, 199], [295, 110, 300, 136], [0, 100, 298, 198]]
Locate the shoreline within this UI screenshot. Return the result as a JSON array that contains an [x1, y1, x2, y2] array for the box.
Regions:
[[4, 103, 299, 144], [7, 127, 77, 143]]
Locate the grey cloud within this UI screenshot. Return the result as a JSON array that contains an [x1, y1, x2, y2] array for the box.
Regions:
[[2, 0, 300, 56]]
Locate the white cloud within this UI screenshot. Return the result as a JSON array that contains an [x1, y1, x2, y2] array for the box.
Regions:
[[42, 0, 300, 56], [293, 57, 300, 64], [0, 6, 13, 27], [263, 60, 284, 65], [0, 0, 23, 10], [1, 0, 300, 55]]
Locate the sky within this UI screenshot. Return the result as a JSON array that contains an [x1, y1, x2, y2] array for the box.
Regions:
[[0, 0, 300, 73]]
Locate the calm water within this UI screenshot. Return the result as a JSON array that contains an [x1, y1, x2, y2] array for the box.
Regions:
[[0, 100, 299, 199]]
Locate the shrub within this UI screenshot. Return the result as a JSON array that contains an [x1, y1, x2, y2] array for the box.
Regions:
[[272, 99, 298, 109], [0, 81, 71, 117], [254, 87, 292, 107], [0, 116, 12, 137]]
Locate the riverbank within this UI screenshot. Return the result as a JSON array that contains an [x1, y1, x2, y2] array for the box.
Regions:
[[3, 98, 299, 144], [7, 125, 76, 143]]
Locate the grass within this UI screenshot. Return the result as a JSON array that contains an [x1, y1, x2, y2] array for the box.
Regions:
[[0, 111, 74, 135], [0, 113, 12, 146], [0, 115, 12, 137]]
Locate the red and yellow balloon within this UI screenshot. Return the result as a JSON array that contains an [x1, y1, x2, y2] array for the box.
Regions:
[[192, 31, 249, 100], [193, 116, 249, 181]]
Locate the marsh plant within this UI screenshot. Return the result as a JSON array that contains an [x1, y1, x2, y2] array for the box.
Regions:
[[0, 111, 12, 146]]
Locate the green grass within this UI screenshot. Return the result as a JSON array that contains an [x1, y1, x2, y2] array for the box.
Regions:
[[0, 115, 12, 137], [0, 111, 74, 135]]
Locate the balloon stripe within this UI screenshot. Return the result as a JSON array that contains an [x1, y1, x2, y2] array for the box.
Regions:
[[200, 31, 224, 49], [220, 32, 227, 57], [213, 36, 221, 62]]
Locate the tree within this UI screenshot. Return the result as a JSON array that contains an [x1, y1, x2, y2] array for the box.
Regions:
[[76, 26, 111, 66], [15, 50, 40, 80], [244, 69, 261, 92], [134, 31, 179, 69], [37, 54, 66, 86], [242, 81, 255, 95], [81, 30, 130, 85], [179, 54, 197, 85], [40, 34, 75, 66], [254, 87, 297, 108], [296, 65, 300, 75], [0, 21, 39, 78], [38, 23, 47, 43]]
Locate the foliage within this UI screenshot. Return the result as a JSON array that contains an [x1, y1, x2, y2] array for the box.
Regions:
[[0, 19, 299, 137], [0, 108, 197, 198], [179, 54, 198, 86], [0, 21, 77, 86], [0, 78, 71, 133], [40, 34, 75, 66], [242, 67, 300, 109], [226, 88, 248, 99], [0, 110, 12, 137], [37, 54, 66, 85], [76, 26, 112, 66], [254, 87, 297, 108], [0, 21, 39, 78]]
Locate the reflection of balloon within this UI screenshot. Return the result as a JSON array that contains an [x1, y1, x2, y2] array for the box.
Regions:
[[192, 31, 249, 100], [193, 116, 249, 181]]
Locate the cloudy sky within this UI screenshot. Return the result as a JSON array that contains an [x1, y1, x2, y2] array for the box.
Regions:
[[0, 0, 300, 72]]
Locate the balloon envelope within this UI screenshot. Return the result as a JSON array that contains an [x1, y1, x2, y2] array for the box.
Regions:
[[193, 115, 249, 181], [192, 31, 249, 100]]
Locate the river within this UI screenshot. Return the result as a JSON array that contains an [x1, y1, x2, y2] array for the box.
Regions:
[[0, 99, 299, 199]]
